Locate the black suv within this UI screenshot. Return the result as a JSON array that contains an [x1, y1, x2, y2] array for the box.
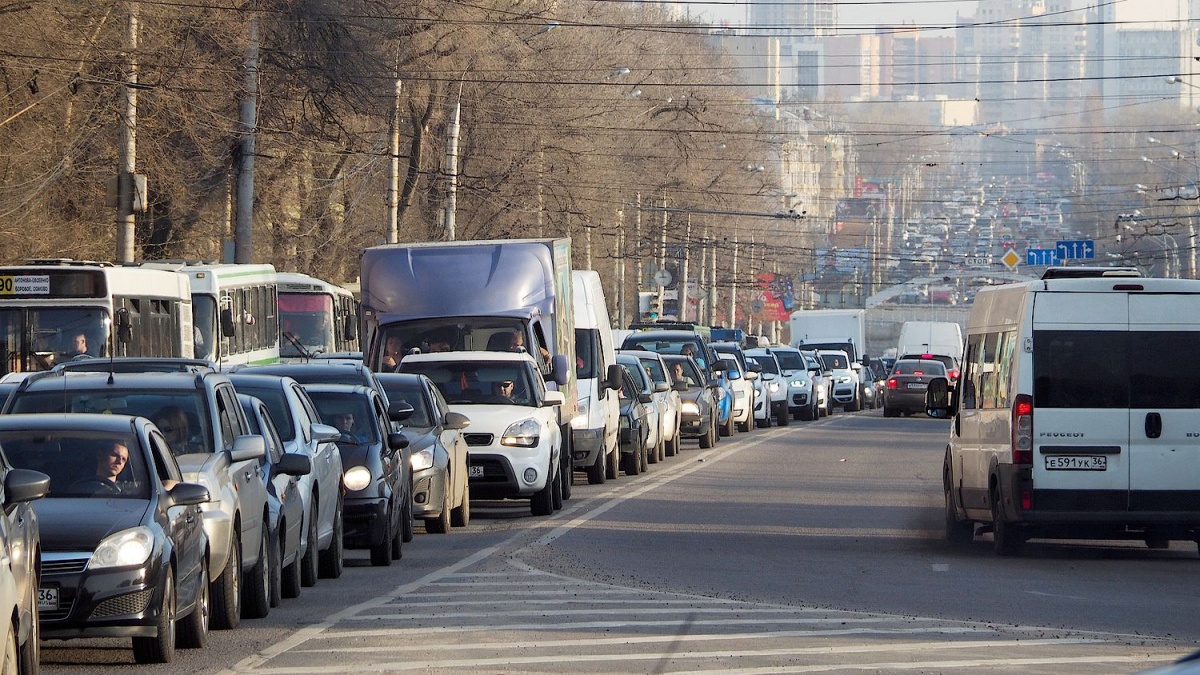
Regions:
[[6, 369, 275, 628]]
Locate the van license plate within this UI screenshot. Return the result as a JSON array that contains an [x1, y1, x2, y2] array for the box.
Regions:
[[37, 587, 58, 611], [469, 465, 485, 478], [1045, 456, 1107, 471]]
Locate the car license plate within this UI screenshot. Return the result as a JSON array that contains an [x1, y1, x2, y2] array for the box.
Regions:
[[469, 465, 484, 478], [906, 382, 926, 390], [1045, 456, 1107, 471], [37, 587, 58, 611]]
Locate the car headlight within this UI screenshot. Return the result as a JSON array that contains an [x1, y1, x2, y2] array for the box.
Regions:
[[410, 448, 434, 472], [89, 527, 155, 570], [344, 465, 373, 491], [789, 379, 808, 388], [570, 399, 590, 429], [681, 401, 700, 415], [768, 382, 780, 393], [501, 418, 540, 448], [735, 390, 747, 400]]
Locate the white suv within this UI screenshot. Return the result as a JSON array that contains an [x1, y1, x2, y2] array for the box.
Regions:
[[818, 350, 861, 412], [767, 347, 821, 421], [744, 349, 789, 427]]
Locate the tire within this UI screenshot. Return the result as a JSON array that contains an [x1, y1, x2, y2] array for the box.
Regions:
[[738, 419, 751, 432], [883, 406, 898, 418], [2, 621, 17, 675], [300, 504, 319, 587], [699, 418, 714, 449], [755, 415, 769, 429], [425, 478, 452, 534], [586, 446, 607, 484], [178, 557, 210, 648], [132, 569, 175, 664], [210, 537, 241, 630], [559, 454, 572, 501], [370, 507, 393, 567], [450, 481, 470, 528], [318, 495, 344, 579], [777, 404, 790, 426], [648, 434, 661, 464], [17, 564, 38, 674], [719, 413, 734, 437], [665, 426, 680, 457], [268, 527, 282, 609], [991, 488, 1022, 556], [390, 511, 403, 560], [551, 467, 564, 511], [281, 524, 302, 600], [401, 481, 415, 544], [530, 464, 555, 516], [605, 446, 619, 481], [623, 447, 641, 476], [243, 528, 272, 619], [944, 483, 974, 545]]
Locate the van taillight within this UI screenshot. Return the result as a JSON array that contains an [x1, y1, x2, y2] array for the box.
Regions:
[[1012, 394, 1033, 464]]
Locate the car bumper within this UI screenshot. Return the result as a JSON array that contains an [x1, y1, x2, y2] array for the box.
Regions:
[[884, 390, 926, 410], [344, 496, 390, 548], [39, 554, 169, 640], [468, 449, 550, 500], [198, 504, 233, 578], [411, 467, 446, 520], [571, 427, 606, 468]]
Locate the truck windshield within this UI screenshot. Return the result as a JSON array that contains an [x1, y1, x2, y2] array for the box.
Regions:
[[378, 318, 528, 368]]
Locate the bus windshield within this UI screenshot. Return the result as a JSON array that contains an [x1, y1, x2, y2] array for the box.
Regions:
[[192, 295, 217, 361], [0, 307, 109, 375], [279, 294, 335, 357]]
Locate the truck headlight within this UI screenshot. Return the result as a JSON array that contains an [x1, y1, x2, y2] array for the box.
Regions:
[[90, 527, 154, 570], [344, 465, 373, 491], [501, 418, 540, 447], [410, 448, 434, 472]]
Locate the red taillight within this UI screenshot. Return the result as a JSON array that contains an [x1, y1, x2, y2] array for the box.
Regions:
[[1020, 490, 1032, 510], [913, 370, 924, 376], [947, 369, 960, 381], [1011, 393, 1033, 464], [886, 378, 898, 390]]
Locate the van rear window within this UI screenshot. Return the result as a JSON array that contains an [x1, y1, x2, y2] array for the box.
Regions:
[[1033, 330, 1200, 409]]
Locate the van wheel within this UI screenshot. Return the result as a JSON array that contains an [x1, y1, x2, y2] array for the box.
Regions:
[[586, 447, 607, 484], [605, 447, 619, 481], [991, 489, 1022, 556], [944, 485, 974, 545]]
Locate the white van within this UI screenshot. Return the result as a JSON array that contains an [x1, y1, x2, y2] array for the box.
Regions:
[[928, 268, 1200, 555], [897, 321, 963, 360], [571, 270, 622, 484]]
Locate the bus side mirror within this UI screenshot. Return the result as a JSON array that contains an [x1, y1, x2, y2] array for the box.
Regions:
[[115, 308, 133, 345], [220, 307, 237, 338], [343, 313, 357, 341]]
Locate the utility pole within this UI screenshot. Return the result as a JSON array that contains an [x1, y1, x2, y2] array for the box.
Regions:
[[708, 233, 717, 323], [115, 2, 139, 263], [633, 192, 642, 316], [617, 225, 626, 326], [386, 77, 402, 244], [235, 2, 260, 263], [584, 223, 593, 270], [699, 224, 709, 325], [442, 89, 461, 241], [680, 215, 691, 322], [729, 235, 738, 327], [657, 193, 667, 317], [535, 141, 544, 237]]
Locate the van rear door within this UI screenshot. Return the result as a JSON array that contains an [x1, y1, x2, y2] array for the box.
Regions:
[[1030, 292, 1130, 511], [1127, 293, 1200, 512]]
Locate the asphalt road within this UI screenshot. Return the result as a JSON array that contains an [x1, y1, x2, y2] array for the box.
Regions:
[[43, 410, 1196, 674]]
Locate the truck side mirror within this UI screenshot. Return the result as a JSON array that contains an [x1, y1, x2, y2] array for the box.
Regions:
[[551, 354, 570, 386]]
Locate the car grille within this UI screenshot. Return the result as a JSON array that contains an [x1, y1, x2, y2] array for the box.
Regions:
[[91, 589, 154, 619], [41, 600, 73, 622], [463, 433, 494, 447], [42, 557, 90, 575], [791, 394, 809, 405], [470, 456, 511, 483]]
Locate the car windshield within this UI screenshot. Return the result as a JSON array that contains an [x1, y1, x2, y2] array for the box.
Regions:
[[0, 430, 150, 499], [279, 294, 336, 356], [306, 391, 381, 444], [377, 317, 529, 369], [10, 389, 213, 455], [230, 384, 296, 442], [662, 355, 702, 387], [380, 381, 435, 428], [772, 351, 805, 371], [399, 360, 537, 407], [820, 353, 850, 370], [750, 356, 779, 375], [638, 356, 668, 385], [623, 337, 707, 368]]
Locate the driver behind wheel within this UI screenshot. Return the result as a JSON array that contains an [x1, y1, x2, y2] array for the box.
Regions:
[[70, 440, 136, 495]]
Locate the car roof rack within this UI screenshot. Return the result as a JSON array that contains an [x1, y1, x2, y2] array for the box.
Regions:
[[1040, 266, 1141, 280]]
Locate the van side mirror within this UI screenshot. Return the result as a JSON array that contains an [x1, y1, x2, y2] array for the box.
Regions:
[[605, 364, 623, 391], [925, 377, 956, 416]]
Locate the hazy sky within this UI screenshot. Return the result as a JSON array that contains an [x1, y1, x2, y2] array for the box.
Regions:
[[688, 1, 979, 28]]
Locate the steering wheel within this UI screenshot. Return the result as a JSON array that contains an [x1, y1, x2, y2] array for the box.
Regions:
[[69, 478, 119, 495], [338, 431, 363, 444], [484, 395, 515, 405]]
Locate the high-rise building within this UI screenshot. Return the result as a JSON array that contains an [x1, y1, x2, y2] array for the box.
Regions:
[[748, 0, 838, 37]]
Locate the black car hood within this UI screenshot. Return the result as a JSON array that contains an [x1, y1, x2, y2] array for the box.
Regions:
[[401, 427, 435, 454], [33, 498, 151, 551]]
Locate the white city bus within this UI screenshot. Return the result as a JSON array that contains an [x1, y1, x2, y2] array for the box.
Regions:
[[276, 272, 360, 360], [144, 261, 279, 368], [0, 259, 193, 375]]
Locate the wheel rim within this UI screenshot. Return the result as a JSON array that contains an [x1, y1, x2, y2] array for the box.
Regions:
[[165, 575, 176, 651], [198, 563, 210, 632], [260, 532, 270, 592]]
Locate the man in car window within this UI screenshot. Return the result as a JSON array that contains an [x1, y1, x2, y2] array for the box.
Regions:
[[332, 411, 367, 443], [71, 441, 131, 495]]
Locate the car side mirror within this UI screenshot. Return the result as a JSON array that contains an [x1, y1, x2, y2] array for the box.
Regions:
[[710, 360, 728, 372], [310, 423, 341, 443], [167, 482, 211, 507], [543, 390, 566, 407], [275, 453, 312, 477], [388, 400, 415, 422], [605, 364, 623, 391], [744, 371, 758, 381], [443, 411, 471, 431], [653, 381, 669, 393], [637, 392, 653, 404], [3, 469, 49, 504], [672, 382, 689, 392], [387, 432, 409, 451], [229, 435, 266, 462]]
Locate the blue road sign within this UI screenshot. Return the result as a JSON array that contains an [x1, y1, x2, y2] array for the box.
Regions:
[[1055, 240, 1095, 260], [1027, 248, 1059, 266]]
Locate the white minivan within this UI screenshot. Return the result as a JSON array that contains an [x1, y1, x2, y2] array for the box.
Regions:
[[927, 267, 1200, 555], [571, 271, 623, 484]]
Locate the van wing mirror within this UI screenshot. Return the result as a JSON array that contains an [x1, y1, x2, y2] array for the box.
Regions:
[[605, 364, 623, 391], [925, 377, 956, 416]]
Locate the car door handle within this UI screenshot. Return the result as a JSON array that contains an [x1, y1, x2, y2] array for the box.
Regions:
[[1145, 412, 1162, 439]]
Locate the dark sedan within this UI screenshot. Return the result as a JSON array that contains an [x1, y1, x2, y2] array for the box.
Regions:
[[883, 359, 948, 417], [661, 354, 719, 449], [375, 373, 471, 534], [302, 384, 411, 566], [0, 414, 210, 664], [617, 368, 651, 476]]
